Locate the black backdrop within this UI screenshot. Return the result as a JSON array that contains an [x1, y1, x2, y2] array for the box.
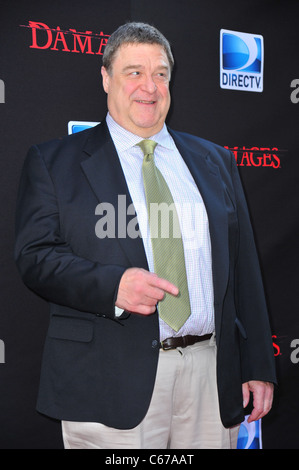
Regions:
[[1, 0, 298, 449]]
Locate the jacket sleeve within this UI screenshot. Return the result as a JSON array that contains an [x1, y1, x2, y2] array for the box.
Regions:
[[14, 145, 126, 317], [230, 152, 277, 384]]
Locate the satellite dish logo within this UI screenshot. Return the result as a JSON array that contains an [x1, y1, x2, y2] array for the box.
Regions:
[[68, 121, 99, 134], [220, 29, 264, 92], [237, 417, 262, 449]]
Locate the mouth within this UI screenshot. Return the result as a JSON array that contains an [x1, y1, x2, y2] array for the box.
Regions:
[[135, 100, 156, 105]]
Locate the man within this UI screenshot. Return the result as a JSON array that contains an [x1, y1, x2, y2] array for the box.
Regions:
[[15, 22, 276, 449]]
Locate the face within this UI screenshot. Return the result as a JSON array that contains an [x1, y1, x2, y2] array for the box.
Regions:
[[101, 43, 171, 137]]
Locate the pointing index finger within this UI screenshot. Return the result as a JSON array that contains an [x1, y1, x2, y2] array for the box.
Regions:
[[149, 273, 179, 296]]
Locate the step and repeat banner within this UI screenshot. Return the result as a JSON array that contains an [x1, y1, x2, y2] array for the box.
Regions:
[[1, 0, 298, 448]]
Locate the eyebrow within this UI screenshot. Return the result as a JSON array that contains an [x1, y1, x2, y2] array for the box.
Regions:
[[121, 64, 170, 74], [122, 64, 143, 73]]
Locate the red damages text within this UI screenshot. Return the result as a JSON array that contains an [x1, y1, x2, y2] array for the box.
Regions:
[[22, 21, 110, 55], [272, 336, 281, 356], [225, 146, 281, 169]]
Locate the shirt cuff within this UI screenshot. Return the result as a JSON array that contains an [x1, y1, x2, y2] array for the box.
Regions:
[[114, 306, 124, 317]]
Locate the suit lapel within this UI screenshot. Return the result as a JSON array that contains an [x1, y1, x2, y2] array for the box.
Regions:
[[80, 122, 148, 270], [169, 129, 229, 334]]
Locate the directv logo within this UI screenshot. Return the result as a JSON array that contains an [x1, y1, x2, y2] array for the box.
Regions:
[[220, 29, 264, 92], [237, 417, 262, 449], [68, 121, 99, 134]]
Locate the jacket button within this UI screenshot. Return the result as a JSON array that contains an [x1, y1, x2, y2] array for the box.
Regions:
[[151, 339, 159, 349]]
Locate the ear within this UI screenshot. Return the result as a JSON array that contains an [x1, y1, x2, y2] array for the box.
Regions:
[[101, 66, 110, 94]]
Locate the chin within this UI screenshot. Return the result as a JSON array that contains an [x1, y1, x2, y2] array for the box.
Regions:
[[133, 119, 161, 134]]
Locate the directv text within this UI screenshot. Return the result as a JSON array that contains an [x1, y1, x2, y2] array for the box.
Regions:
[[221, 72, 262, 91]]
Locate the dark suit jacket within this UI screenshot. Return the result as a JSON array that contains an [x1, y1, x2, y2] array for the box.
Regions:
[[15, 120, 276, 429]]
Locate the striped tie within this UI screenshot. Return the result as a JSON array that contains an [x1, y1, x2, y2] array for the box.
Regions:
[[138, 139, 191, 331]]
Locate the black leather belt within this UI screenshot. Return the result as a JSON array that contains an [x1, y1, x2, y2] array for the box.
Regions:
[[160, 334, 213, 351]]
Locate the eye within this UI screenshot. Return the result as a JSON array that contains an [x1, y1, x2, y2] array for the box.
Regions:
[[156, 71, 169, 81]]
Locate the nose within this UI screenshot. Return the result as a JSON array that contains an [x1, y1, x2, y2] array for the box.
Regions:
[[141, 74, 157, 94]]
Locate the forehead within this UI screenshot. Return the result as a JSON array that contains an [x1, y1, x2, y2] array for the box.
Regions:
[[112, 42, 170, 70]]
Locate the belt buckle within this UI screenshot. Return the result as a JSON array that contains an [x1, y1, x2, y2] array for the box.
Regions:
[[160, 340, 173, 351]]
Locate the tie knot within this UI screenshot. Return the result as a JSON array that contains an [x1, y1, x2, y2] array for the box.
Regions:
[[138, 139, 157, 157]]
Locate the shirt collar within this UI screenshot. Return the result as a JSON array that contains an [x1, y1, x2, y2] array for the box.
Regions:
[[106, 113, 174, 153]]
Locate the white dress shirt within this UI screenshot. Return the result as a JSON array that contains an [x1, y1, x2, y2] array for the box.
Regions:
[[106, 113, 214, 341]]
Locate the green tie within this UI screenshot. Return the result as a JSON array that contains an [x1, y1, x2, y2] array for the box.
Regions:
[[138, 139, 191, 332]]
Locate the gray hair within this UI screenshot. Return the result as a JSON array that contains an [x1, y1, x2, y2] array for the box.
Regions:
[[102, 22, 174, 75]]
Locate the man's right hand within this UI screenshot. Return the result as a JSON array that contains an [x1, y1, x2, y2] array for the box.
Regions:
[[115, 267, 179, 316]]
